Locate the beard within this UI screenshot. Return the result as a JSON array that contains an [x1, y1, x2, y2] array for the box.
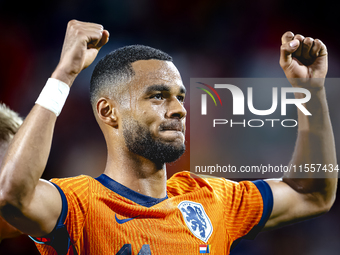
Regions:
[[122, 117, 185, 164]]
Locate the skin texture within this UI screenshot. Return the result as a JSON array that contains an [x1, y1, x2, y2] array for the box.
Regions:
[[0, 21, 337, 239]]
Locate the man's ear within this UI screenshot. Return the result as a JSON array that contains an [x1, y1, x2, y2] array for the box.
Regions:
[[96, 97, 118, 127]]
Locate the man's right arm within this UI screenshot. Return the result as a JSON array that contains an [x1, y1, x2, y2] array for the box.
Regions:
[[0, 20, 109, 237]]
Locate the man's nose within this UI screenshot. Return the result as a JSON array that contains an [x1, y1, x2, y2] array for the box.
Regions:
[[166, 98, 187, 119]]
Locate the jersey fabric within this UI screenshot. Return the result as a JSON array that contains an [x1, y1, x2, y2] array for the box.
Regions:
[[31, 171, 273, 255]]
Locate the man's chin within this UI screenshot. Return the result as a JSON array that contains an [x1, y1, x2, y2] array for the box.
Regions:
[[162, 143, 186, 163], [123, 119, 185, 164]]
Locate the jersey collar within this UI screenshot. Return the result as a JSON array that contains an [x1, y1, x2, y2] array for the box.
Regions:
[[95, 174, 168, 208]]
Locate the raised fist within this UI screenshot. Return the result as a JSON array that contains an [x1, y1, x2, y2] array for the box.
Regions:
[[280, 32, 327, 88], [52, 20, 109, 86]]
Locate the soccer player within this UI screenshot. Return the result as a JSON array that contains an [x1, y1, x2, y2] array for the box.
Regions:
[[0, 20, 337, 254], [0, 103, 23, 243]]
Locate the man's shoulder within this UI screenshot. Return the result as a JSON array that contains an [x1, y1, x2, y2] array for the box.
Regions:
[[167, 171, 238, 184], [167, 171, 261, 195], [167, 171, 238, 194], [50, 174, 93, 184], [49, 175, 95, 195]]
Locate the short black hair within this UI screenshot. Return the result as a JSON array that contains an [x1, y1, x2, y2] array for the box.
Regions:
[[90, 45, 173, 106]]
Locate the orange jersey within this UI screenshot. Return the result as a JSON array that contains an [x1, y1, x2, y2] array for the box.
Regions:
[[31, 171, 273, 255]]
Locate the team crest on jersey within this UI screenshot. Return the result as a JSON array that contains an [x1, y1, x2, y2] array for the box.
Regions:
[[178, 201, 213, 243]]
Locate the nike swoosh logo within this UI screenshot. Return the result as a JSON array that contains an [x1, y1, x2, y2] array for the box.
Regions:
[[115, 214, 138, 224]]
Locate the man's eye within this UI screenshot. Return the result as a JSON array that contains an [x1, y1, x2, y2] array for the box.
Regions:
[[152, 93, 163, 100], [177, 95, 185, 102]]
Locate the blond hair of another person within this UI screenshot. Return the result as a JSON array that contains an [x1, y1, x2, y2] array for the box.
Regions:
[[0, 103, 23, 242]]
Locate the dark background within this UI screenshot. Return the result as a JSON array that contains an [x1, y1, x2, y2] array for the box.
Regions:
[[1, 0, 340, 254]]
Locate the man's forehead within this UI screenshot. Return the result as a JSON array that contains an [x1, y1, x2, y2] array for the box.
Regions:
[[144, 84, 186, 95], [130, 59, 185, 92], [131, 59, 178, 74]]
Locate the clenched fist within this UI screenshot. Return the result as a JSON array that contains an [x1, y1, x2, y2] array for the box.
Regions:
[[52, 20, 109, 86], [280, 31, 327, 88]]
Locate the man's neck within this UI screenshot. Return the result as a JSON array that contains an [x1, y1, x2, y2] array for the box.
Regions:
[[103, 151, 167, 199]]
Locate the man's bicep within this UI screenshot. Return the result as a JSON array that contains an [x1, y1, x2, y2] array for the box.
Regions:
[[263, 179, 322, 230], [4, 179, 62, 237]]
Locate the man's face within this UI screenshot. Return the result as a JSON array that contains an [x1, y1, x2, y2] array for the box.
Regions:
[[119, 59, 187, 164]]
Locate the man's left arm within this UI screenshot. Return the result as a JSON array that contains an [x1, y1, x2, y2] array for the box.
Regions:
[[263, 32, 337, 230]]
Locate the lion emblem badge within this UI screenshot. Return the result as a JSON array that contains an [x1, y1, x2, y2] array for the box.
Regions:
[[178, 201, 213, 242]]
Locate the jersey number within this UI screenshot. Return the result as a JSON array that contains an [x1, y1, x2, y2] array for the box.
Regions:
[[116, 244, 151, 255]]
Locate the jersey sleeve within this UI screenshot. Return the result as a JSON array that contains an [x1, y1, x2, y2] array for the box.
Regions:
[[223, 179, 273, 242], [30, 175, 90, 255]]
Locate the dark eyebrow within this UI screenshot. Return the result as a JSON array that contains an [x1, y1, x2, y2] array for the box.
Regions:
[[180, 86, 186, 94], [145, 84, 186, 94]]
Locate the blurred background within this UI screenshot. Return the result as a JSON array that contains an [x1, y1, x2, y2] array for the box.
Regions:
[[1, 0, 340, 254]]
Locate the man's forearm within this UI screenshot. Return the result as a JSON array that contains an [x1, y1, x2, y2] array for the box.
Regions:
[[0, 105, 56, 209], [0, 21, 108, 236], [264, 32, 335, 230], [283, 86, 337, 205]]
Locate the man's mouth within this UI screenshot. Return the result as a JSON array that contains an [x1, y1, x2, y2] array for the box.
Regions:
[[160, 122, 184, 132]]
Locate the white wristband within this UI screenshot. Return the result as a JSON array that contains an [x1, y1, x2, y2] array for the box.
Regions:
[[35, 78, 70, 117]]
